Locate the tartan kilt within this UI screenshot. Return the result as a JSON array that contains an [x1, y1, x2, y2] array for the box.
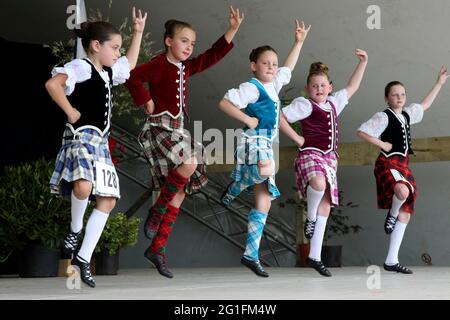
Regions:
[[374, 154, 417, 214], [138, 120, 207, 194], [294, 149, 339, 206], [49, 127, 119, 199], [231, 135, 280, 200]]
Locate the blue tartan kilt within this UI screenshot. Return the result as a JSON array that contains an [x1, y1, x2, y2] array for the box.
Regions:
[[49, 127, 119, 200], [231, 135, 280, 200]]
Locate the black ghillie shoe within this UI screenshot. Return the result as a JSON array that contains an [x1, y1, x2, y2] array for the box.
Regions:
[[306, 257, 332, 277], [240, 256, 269, 278], [71, 255, 95, 288], [383, 263, 413, 274], [144, 248, 173, 279]]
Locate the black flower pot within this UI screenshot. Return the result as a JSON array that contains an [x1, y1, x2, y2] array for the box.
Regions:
[[19, 243, 59, 277], [94, 250, 119, 275], [0, 249, 19, 275], [321, 245, 342, 267]]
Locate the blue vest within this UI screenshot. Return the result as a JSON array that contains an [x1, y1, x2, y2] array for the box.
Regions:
[[243, 79, 279, 140]]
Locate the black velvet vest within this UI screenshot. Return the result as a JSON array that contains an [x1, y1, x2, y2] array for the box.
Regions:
[[380, 108, 413, 157], [66, 59, 113, 136]]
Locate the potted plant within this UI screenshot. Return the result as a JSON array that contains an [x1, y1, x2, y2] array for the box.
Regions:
[[91, 212, 140, 275], [0, 158, 71, 277]]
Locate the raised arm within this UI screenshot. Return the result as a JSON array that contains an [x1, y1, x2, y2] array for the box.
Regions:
[[280, 114, 304, 147], [45, 74, 80, 124], [218, 99, 258, 129], [345, 49, 368, 99], [420, 66, 449, 111], [223, 6, 244, 44], [126, 7, 148, 70], [283, 20, 311, 71]]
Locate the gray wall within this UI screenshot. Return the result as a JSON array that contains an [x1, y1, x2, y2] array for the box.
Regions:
[[3, 0, 450, 267]]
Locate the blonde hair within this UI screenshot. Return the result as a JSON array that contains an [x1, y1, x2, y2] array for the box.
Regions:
[[307, 62, 331, 84]]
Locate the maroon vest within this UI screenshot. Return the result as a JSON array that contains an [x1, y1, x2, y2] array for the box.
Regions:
[[300, 99, 339, 154]]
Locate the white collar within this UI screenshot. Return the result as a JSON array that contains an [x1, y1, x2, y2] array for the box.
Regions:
[[166, 56, 184, 69]]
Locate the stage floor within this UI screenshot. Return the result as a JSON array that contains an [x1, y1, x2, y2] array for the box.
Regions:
[[2, 267, 450, 300]]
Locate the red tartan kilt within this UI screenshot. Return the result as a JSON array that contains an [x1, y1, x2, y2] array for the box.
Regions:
[[374, 154, 417, 214]]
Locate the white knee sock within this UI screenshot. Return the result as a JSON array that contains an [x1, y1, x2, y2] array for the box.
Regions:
[[306, 186, 325, 222], [77, 209, 109, 262], [71, 191, 89, 233], [390, 194, 406, 218], [308, 215, 328, 261], [385, 221, 407, 265]]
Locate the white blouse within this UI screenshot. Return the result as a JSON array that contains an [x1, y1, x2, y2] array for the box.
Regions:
[[51, 56, 130, 95], [357, 103, 424, 138], [281, 89, 349, 123], [223, 67, 292, 108]]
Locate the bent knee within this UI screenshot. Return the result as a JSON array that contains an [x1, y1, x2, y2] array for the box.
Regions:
[[258, 160, 274, 178], [96, 197, 116, 213], [394, 183, 410, 200], [179, 156, 198, 176], [309, 176, 326, 192], [72, 180, 92, 199]]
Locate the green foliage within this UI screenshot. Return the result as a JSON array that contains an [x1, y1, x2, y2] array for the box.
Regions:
[[0, 159, 71, 256], [93, 212, 140, 256]]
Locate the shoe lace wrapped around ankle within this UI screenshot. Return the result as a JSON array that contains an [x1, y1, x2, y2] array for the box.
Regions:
[[386, 215, 396, 228], [305, 220, 315, 235], [64, 231, 80, 252]]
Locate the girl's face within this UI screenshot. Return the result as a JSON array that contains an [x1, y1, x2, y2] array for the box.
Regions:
[[94, 34, 122, 67], [166, 27, 196, 62], [251, 50, 278, 84], [385, 84, 406, 109], [306, 75, 333, 104]]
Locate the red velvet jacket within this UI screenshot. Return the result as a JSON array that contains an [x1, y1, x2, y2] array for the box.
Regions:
[[126, 35, 234, 119]]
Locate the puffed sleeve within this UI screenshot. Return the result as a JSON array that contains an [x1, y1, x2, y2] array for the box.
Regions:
[[357, 112, 389, 138], [328, 89, 349, 116], [51, 59, 91, 95], [281, 97, 313, 123], [223, 82, 259, 109], [273, 67, 292, 93], [404, 103, 424, 125], [111, 56, 130, 85]]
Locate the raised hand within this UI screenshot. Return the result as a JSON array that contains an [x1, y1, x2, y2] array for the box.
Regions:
[[294, 19, 311, 43], [132, 6, 148, 33], [437, 66, 449, 85], [355, 48, 368, 63], [228, 6, 244, 30]]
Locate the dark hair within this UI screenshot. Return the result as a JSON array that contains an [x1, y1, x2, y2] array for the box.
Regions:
[[307, 62, 331, 84], [384, 81, 405, 97], [249, 45, 277, 63], [74, 21, 120, 53], [163, 19, 195, 52]]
